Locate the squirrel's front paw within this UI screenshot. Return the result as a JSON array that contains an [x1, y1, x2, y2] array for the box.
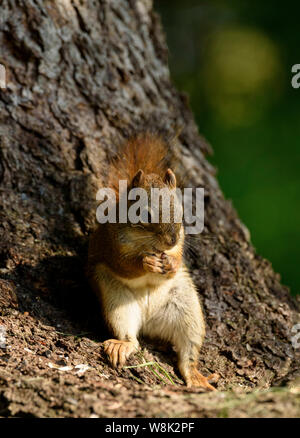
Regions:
[[142, 253, 165, 274], [103, 339, 137, 368], [161, 253, 180, 275], [143, 253, 179, 275]]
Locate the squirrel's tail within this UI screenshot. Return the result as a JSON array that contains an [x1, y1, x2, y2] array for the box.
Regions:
[[108, 132, 174, 197]]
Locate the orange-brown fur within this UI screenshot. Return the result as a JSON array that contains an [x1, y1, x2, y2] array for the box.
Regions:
[[108, 132, 173, 200]]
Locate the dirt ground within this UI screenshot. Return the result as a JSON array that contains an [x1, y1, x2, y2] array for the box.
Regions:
[[1, 282, 299, 418]]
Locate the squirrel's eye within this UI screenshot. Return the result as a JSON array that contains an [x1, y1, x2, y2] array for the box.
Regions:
[[131, 223, 145, 229]]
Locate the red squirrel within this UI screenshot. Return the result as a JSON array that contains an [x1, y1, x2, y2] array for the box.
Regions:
[[87, 132, 218, 390]]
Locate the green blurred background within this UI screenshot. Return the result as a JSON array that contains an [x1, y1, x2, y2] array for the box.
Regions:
[[155, 0, 299, 295]]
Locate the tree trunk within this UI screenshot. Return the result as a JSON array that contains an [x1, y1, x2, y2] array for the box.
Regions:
[[0, 0, 299, 418]]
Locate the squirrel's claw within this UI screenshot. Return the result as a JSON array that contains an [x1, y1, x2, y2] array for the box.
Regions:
[[142, 254, 165, 274], [103, 339, 137, 368], [185, 367, 219, 391], [142, 253, 179, 275], [161, 254, 179, 274]]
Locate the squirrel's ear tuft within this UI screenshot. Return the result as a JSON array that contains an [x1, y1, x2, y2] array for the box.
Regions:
[[164, 168, 176, 189], [131, 169, 144, 188]]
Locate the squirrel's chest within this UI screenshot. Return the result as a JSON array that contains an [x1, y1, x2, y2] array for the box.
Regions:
[[120, 272, 167, 290], [120, 274, 174, 316]]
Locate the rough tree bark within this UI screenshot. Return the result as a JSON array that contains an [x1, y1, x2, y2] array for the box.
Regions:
[[0, 0, 299, 418]]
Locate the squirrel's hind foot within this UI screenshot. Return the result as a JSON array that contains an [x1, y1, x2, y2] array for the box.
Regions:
[[184, 366, 219, 391], [103, 339, 137, 368]]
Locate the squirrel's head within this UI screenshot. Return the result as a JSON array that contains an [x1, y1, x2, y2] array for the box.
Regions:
[[120, 168, 183, 253]]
